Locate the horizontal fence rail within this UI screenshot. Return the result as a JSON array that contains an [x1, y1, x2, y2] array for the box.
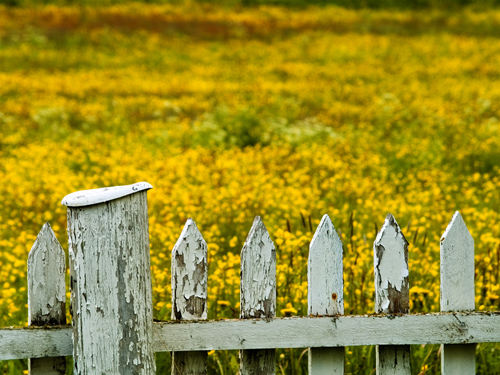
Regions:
[[2, 311, 500, 360]]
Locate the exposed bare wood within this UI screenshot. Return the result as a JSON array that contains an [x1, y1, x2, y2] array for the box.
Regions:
[[308, 214, 344, 374], [28, 223, 67, 375], [64, 184, 156, 375], [440, 211, 476, 375], [374, 214, 411, 375], [240, 216, 276, 375], [171, 218, 208, 375]]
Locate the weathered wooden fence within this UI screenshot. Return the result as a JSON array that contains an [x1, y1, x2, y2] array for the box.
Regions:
[[1, 182, 499, 375]]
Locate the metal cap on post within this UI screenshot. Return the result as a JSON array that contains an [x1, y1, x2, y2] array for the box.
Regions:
[[62, 182, 156, 375]]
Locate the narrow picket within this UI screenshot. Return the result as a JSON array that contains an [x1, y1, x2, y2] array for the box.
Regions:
[[440, 211, 475, 375], [27, 223, 67, 375], [308, 214, 344, 374], [171, 218, 208, 375], [373, 214, 411, 375], [240, 216, 276, 375]]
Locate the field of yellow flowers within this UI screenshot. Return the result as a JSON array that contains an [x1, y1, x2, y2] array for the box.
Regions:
[[1, 3, 500, 374]]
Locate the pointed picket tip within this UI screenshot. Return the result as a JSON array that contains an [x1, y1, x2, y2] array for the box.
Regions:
[[61, 181, 153, 207], [28, 222, 66, 326], [172, 218, 204, 256], [28, 222, 61, 258], [241, 216, 275, 260], [441, 211, 473, 246], [309, 214, 344, 316], [172, 218, 208, 321], [240, 216, 276, 319], [374, 213, 409, 313], [375, 213, 409, 248], [245, 216, 267, 242], [310, 214, 342, 250]]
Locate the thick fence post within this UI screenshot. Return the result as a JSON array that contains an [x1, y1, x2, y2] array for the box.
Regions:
[[171, 218, 208, 375], [62, 182, 156, 375], [440, 211, 475, 374], [308, 214, 344, 374], [374, 214, 411, 375], [28, 223, 67, 375], [240, 216, 276, 375]]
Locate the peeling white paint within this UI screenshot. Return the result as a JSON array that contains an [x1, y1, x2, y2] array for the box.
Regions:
[[240, 216, 276, 319], [240, 216, 276, 375], [373, 214, 411, 375], [171, 218, 208, 320], [62, 182, 152, 207], [67, 189, 155, 375], [169, 217, 210, 375], [374, 214, 410, 314], [374, 214, 409, 294]]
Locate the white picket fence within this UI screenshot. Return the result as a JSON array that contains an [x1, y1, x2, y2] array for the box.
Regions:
[[1, 181, 499, 375]]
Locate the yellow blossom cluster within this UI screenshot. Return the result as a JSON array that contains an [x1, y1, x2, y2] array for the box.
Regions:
[[0, 3, 500, 373]]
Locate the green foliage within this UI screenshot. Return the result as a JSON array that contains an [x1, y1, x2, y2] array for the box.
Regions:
[[188, 106, 340, 148]]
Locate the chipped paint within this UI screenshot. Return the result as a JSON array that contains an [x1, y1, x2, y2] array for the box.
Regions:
[[171, 218, 208, 321], [67, 189, 155, 375], [373, 214, 411, 375], [240, 216, 276, 319], [61, 182, 152, 207], [171, 218, 208, 375], [374, 213, 409, 314], [240, 216, 276, 375]]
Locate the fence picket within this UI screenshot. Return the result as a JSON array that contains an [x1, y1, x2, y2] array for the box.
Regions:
[[440, 211, 475, 374], [373, 214, 411, 375], [27, 223, 67, 375], [240, 216, 276, 375], [308, 214, 344, 374], [171, 218, 208, 375]]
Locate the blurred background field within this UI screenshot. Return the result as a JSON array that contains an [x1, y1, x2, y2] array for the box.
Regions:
[[1, 1, 500, 373]]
